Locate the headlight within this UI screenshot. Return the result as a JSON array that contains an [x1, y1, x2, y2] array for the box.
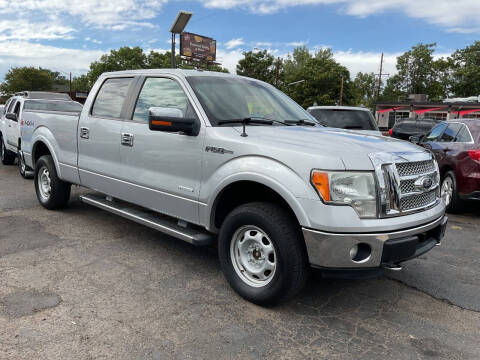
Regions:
[[311, 171, 377, 218]]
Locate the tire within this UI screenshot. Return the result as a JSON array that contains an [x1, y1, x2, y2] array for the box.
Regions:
[[18, 151, 33, 179], [34, 155, 71, 210], [0, 135, 16, 165], [441, 170, 464, 213], [218, 202, 308, 305]]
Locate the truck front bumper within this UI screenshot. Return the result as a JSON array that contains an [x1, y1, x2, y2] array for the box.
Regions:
[[303, 215, 447, 269]]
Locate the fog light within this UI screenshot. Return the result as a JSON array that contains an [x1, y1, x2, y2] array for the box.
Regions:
[[350, 243, 372, 263]]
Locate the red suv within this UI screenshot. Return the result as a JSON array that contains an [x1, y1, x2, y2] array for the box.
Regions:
[[413, 119, 480, 212]]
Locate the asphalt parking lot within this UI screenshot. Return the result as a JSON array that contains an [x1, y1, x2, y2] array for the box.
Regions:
[[0, 162, 479, 360]]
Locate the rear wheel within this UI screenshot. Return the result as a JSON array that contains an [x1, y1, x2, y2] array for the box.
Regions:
[[218, 202, 308, 305], [34, 155, 71, 209], [0, 136, 16, 165], [441, 171, 464, 213]]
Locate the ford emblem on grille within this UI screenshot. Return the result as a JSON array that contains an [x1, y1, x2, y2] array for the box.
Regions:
[[415, 176, 433, 192]]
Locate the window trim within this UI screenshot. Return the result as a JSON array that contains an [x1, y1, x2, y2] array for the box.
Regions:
[[89, 76, 136, 121], [449, 122, 475, 144]]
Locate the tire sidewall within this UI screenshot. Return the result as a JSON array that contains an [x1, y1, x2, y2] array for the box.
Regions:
[[218, 205, 300, 304], [442, 171, 462, 213]]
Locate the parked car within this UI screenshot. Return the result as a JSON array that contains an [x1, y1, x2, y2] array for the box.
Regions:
[[411, 119, 480, 212], [0, 92, 82, 178], [21, 70, 447, 304], [390, 117, 441, 140], [307, 106, 380, 133]]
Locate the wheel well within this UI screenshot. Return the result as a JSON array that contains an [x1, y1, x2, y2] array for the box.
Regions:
[[32, 141, 51, 166], [440, 165, 453, 178], [212, 181, 300, 230]]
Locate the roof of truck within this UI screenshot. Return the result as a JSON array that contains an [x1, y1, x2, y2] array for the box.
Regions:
[[307, 106, 371, 112], [101, 69, 240, 78], [14, 91, 71, 100]]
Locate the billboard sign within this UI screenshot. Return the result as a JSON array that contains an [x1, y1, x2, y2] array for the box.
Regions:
[[180, 32, 216, 62]]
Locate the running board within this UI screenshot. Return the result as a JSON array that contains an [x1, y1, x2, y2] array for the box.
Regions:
[[80, 193, 214, 246]]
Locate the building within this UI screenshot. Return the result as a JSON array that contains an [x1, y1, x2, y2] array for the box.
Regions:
[[375, 94, 480, 130]]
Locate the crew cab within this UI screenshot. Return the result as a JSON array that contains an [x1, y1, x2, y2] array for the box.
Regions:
[[0, 91, 82, 178], [22, 70, 447, 304]]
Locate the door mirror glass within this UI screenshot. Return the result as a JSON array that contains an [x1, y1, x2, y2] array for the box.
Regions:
[[148, 107, 198, 136], [409, 135, 420, 144], [6, 113, 17, 121]]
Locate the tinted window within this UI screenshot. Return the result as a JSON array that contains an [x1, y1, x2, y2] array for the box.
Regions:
[[13, 101, 21, 116], [7, 99, 16, 113], [423, 123, 447, 142], [440, 123, 462, 142], [309, 109, 377, 130], [91, 78, 133, 118], [24, 100, 82, 113], [133, 78, 189, 122], [455, 125, 473, 143]]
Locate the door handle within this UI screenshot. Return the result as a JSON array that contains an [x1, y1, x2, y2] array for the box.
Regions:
[[121, 133, 134, 147], [80, 127, 89, 139]]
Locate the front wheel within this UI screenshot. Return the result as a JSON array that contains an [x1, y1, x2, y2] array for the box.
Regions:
[[0, 136, 16, 165], [441, 171, 464, 213], [218, 202, 308, 305], [34, 155, 71, 209]]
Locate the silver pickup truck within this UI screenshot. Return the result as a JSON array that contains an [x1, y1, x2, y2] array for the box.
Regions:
[[22, 69, 447, 304]]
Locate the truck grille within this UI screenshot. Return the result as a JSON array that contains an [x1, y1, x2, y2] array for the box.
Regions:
[[396, 160, 435, 177], [400, 190, 437, 211]]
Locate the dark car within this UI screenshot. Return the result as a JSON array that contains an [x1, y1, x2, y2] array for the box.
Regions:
[[412, 119, 480, 212], [307, 106, 379, 132], [390, 117, 441, 140]]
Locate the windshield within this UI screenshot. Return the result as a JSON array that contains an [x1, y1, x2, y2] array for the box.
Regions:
[[186, 76, 318, 126], [308, 109, 377, 130], [24, 100, 83, 113]]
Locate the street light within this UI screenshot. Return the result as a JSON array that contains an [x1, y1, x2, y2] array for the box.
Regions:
[[169, 11, 193, 68]]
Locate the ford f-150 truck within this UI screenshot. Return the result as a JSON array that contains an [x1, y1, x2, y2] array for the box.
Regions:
[[0, 91, 82, 178], [21, 70, 447, 304]]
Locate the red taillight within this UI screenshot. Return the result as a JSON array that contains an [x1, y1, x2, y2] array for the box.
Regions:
[[468, 149, 480, 161], [388, 129, 393, 136]]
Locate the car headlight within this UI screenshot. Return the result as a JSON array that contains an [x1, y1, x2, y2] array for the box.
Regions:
[[311, 170, 377, 218]]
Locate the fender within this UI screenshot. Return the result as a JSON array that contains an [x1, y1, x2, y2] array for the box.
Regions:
[[30, 127, 62, 177], [200, 155, 317, 231]]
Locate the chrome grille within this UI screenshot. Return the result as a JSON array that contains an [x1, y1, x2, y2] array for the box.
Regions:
[[396, 160, 435, 176], [401, 190, 437, 211], [400, 179, 416, 194]]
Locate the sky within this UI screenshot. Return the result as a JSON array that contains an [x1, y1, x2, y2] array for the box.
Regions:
[[0, 0, 479, 81]]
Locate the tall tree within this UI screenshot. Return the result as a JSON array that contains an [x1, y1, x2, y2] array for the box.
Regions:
[[0, 67, 54, 95], [236, 50, 277, 85], [352, 72, 377, 107], [451, 41, 480, 97]]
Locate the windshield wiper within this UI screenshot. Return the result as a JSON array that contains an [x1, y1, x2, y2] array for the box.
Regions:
[[284, 119, 317, 126], [218, 117, 274, 137]]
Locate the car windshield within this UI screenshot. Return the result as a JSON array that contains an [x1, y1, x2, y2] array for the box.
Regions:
[[186, 76, 318, 126], [308, 109, 377, 130], [24, 100, 83, 113]]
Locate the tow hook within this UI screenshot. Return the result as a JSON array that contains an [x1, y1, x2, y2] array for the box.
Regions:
[[382, 263, 403, 271]]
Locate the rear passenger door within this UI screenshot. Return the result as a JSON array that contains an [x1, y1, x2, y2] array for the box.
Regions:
[[117, 76, 204, 224], [77, 77, 136, 196]]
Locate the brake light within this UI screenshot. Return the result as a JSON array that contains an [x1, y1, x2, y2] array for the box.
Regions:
[[468, 150, 480, 161], [388, 129, 393, 136]]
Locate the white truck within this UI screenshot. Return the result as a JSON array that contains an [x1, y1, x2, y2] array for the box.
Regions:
[[0, 92, 82, 178], [21, 70, 447, 304]]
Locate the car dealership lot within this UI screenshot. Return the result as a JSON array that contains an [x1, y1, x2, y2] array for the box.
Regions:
[[0, 162, 479, 360]]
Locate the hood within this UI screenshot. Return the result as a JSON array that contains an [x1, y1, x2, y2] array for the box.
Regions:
[[231, 125, 429, 170]]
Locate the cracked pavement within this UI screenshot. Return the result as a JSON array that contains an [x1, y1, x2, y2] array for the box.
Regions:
[[0, 162, 479, 359]]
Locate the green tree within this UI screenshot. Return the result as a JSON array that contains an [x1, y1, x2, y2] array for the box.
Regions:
[[71, 75, 90, 92], [451, 41, 480, 97], [236, 50, 278, 85], [0, 67, 54, 95], [281, 47, 353, 108], [352, 72, 377, 107]]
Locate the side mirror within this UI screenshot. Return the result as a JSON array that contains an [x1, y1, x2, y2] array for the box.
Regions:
[[148, 107, 198, 136], [409, 135, 420, 144], [6, 113, 17, 122]]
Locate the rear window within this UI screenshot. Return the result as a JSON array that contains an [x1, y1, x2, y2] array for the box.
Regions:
[[455, 125, 473, 143], [308, 109, 377, 130], [24, 100, 82, 113], [91, 77, 133, 119], [440, 123, 463, 142]]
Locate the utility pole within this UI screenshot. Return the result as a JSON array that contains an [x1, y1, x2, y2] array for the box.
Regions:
[[69, 72, 72, 99], [339, 76, 344, 106], [375, 53, 389, 100], [275, 57, 280, 87]]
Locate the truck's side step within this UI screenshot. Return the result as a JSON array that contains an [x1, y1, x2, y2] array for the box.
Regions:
[[80, 193, 215, 246]]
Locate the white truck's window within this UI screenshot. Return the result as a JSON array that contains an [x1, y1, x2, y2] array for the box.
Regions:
[[7, 99, 16, 113], [91, 77, 133, 119], [133, 78, 189, 122], [24, 100, 82, 113]]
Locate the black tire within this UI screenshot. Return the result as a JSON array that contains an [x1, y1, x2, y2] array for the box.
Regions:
[[218, 202, 308, 305], [441, 171, 464, 213], [34, 155, 71, 210], [0, 135, 16, 165], [18, 151, 33, 179]]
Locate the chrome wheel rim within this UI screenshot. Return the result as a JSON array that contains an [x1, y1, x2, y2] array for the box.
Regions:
[[230, 225, 277, 287], [38, 167, 52, 201], [19, 154, 25, 174], [441, 177, 453, 206]]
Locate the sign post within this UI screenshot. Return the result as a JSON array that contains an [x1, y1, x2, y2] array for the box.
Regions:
[[169, 11, 193, 68]]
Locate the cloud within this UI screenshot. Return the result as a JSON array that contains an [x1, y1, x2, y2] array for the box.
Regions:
[[0, 41, 105, 80], [0, 20, 75, 41], [198, 0, 480, 34], [225, 38, 245, 49]]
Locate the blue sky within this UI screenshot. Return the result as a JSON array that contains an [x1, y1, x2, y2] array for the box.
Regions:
[[0, 0, 479, 81]]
